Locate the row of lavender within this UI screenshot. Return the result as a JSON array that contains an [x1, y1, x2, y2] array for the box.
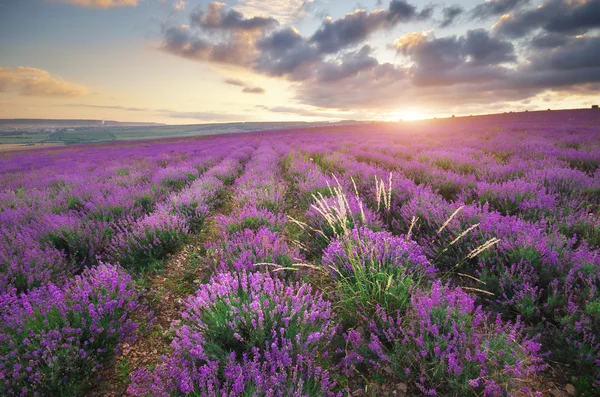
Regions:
[[0, 137, 256, 395], [128, 141, 328, 395]]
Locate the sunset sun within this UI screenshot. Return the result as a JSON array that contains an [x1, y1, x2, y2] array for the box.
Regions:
[[394, 109, 425, 121]]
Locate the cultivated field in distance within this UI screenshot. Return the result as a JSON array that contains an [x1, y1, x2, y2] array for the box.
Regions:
[[0, 120, 368, 149], [1, 109, 599, 396]]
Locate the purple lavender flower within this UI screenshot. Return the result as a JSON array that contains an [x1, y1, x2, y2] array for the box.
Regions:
[[323, 227, 435, 278]]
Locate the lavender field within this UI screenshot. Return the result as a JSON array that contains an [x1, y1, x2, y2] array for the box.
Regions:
[[1, 110, 600, 396]]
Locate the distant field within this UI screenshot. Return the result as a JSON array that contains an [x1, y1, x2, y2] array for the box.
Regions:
[[0, 143, 64, 152], [0, 120, 366, 147]]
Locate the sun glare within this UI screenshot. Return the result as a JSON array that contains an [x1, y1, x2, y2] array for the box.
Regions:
[[389, 110, 425, 121]]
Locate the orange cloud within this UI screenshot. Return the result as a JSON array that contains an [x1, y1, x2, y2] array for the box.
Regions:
[[56, 0, 140, 7], [392, 32, 429, 54], [0, 67, 88, 98]]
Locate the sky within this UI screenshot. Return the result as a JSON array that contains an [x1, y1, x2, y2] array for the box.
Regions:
[[0, 0, 598, 124]]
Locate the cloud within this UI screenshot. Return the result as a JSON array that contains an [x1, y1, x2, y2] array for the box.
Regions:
[[161, 1, 431, 79], [530, 32, 569, 49], [223, 77, 265, 93], [393, 29, 515, 86], [223, 78, 247, 87], [55, 0, 140, 7], [517, 35, 600, 89], [309, 9, 388, 54], [161, 3, 279, 66], [0, 67, 88, 97], [388, 0, 434, 22], [309, 1, 432, 55], [299, 31, 600, 111], [295, 61, 408, 109], [471, 0, 530, 20], [174, 0, 185, 10], [161, 25, 257, 65], [156, 1, 600, 115], [233, 0, 316, 23], [440, 5, 463, 28], [316, 45, 379, 82], [242, 86, 265, 94], [254, 27, 320, 79], [190, 2, 278, 32], [494, 0, 600, 38]]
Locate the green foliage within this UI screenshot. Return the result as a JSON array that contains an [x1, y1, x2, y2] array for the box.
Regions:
[[118, 228, 187, 273], [116, 358, 132, 386], [134, 194, 155, 215], [337, 266, 415, 326], [41, 224, 112, 269], [66, 196, 84, 211], [432, 157, 477, 175], [226, 216, 282, 234]]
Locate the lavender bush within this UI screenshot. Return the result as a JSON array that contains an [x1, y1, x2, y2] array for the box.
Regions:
[[363, 282, 544, 396], [169, 175, 224, 232], [109, 205, 189, 272], [216, 204, 287, 234], [0, 263, 143, 396], [128, 270, 340, 396], [206, 226, 300, 272], [322, 227, 435, 322]]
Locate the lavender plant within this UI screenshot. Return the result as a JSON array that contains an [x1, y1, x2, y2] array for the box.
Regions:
[[322, 227, 435, 322], [128, 270, 340, 396], [169, 175, 224, 232], [0, 263, 143, 396], [109, 206, 189, 272], [206, 226, 300, 272], [216, 204, 287, 234], [363, 282, 544, 396]]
